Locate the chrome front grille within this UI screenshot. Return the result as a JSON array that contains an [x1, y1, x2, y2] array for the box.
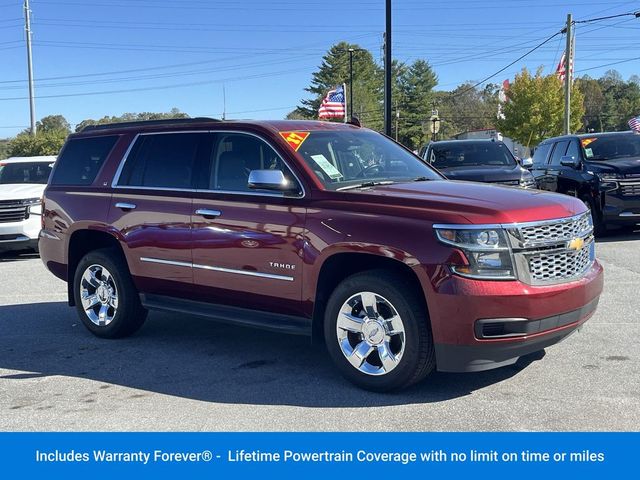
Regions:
[[0, 200, 29, 223], [526, 241, 594, 283], [507, 212, 595, 285], [620, 181, 640, 197], [516, 213, 592, 247]]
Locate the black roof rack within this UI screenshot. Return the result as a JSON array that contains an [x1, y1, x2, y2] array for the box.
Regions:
[[80, 117, 221, 132]]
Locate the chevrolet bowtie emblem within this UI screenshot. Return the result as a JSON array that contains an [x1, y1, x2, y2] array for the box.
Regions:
[[568, 237, 584, 251]]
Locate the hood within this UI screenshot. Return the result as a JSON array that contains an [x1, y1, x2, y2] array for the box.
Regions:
[[585, 156, 640, 176], [439, 164, 525, 183], [345, 179, 586, 225], [0, 183, 46, 201]]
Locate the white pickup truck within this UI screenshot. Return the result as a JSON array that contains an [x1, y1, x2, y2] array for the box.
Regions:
[[0, 156, 56, 253]]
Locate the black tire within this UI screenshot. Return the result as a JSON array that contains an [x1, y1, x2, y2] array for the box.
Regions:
[[324, 270, 435, 392], [73, 247, 147, 338], [580, 195, 606, 237]]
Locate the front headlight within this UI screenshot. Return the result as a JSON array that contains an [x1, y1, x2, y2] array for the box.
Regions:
[[23, 197, 42, 216], [595, 173, 621, 192], [434, 227, 515, 279], [519, 174, 536, 189]]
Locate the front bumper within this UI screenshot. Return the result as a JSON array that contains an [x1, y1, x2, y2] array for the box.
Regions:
[[427, 260, 604, 373], [602, 192, 640, 225], [0, 215, 41, 252]]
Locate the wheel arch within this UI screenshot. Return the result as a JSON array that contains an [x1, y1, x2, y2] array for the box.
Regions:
[[311, 251, 431, 344], [67, 229, 125, 306]]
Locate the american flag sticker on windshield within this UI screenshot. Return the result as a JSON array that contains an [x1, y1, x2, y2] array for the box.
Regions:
[[279, 131, 310, 152]]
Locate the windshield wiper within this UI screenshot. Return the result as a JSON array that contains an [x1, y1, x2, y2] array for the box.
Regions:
[[412, 176, 432, 182], [336, 180, 396, 191]]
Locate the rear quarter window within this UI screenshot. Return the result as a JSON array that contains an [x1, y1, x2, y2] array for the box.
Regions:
[[50, 135, 119, 186]]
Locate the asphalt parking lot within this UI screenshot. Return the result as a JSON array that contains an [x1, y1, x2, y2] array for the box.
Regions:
[[1, 232, 639, 432]]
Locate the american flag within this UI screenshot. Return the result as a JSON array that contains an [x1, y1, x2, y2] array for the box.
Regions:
[[556, 50, 573, 82], [629, 116, 640, 132], [318, 85, 346, 119]]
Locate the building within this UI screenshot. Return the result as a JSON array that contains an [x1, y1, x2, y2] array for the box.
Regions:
[[453, 128, 531, 159]]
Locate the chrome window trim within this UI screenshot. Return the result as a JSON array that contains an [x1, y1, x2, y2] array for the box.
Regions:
[[140, 257, 294, 282], [111, 130, 306, 199]]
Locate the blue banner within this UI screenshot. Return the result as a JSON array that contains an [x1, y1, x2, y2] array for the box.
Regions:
[[0, 433, 636, 478]]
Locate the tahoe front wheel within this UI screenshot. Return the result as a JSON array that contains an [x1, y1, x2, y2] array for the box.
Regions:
[[324, 270, 435, 392], [73, 248, 147, 338]]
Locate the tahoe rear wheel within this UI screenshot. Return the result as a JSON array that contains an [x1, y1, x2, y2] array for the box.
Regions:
[[73, 248, 147, 338], [324, 270, 435, 392]]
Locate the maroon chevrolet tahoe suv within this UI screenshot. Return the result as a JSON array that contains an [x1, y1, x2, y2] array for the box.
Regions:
[[39, 118, 604, 391]]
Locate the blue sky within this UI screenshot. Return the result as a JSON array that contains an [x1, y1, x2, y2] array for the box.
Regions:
[[1, 0, 639, 136]]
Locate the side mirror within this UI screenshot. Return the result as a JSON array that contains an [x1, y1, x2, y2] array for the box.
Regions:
[[248, 169, 295, 192], [521, 157, 533, 168], [560, 156, 580, 169]]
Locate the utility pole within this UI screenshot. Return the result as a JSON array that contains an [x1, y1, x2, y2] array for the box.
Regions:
[[395, 100, 399, 141], [24, 0, 36, 135], [384, 0, 392, 136], [348, 49, 354, 119], [563, 13, 572, 135], [222, 84, 226, 120]]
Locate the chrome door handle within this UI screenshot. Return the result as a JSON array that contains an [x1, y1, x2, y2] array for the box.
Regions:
[[195, 208, 222, 218], [115, 202, 136, 210]]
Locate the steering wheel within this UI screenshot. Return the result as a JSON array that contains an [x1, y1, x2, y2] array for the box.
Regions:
[[356, 163, 383, 178]]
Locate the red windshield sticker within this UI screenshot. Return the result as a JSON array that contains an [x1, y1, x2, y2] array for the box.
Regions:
[[279, 131, 310, 152], [581, 138, 597, 147]]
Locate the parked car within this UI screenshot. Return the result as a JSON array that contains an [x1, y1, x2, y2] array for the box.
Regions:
[[39, 118, 603, 391], [0, 156, 56, 253], [422, 139, 536, 188], [531, 131, 640, 234]]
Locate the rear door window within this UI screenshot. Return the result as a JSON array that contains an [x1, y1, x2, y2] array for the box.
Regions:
[[117, 132, 209, 189], [50, 135, 118, 185]]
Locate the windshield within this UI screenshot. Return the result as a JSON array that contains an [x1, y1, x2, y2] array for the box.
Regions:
[[581, 134, 640, 161], [427, 142, 516, 168], [294, 130, 442, 190], [0, 161, 54, 185]]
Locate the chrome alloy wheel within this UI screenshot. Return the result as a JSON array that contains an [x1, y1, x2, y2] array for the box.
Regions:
[[336, 291, 406, 376], [79, 264, 119, 326]]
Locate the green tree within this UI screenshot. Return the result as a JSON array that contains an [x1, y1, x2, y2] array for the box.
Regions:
[[497, 67, 584, 147], [75, 108, 189, 132], [397, 59, 438, 148], [292, 42, 383, 129], [434, 83, 500, 138], [577, 76, 605, 132], [7, 130, 67, 157], [37, 114, 71, 134], [0, 139, 10, 160], [597, 70, 640, 131]]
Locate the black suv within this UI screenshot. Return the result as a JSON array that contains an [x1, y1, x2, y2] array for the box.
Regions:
[[422, 140, 536, 188], [531, 131, 640, 234]]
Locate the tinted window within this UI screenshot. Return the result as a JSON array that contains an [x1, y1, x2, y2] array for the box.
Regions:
[[0, 161, 53, 185], [51, 135, 118, 185], [208, 133, 301, 194], [580, 134, 640, 161], [118, 133, 207, 189], [296, 130, 441, 190], [565, 140, 581, 162], [428, 142, 515, 168], [549, 141, 569, 166], [532, 143, 552, 166]]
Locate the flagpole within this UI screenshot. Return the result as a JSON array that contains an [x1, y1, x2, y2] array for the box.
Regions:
[[343, 83, 348, 123]]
